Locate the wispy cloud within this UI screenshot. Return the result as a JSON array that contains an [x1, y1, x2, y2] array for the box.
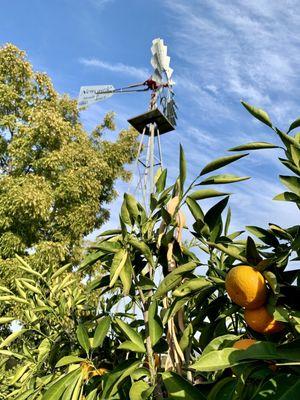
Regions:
[[79, 58, 149, 80], [164, 0, 300, 124], [88, 0, 114, 9]]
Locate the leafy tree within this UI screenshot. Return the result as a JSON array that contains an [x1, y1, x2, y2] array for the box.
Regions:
[[0, 102, 299, 399], [0, 43, 138, 286]]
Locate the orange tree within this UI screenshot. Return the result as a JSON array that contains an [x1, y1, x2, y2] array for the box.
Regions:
[[0, 101, 299, 399]]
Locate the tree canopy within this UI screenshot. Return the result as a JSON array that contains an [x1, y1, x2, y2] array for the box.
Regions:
[[0, 43, 138, 282]]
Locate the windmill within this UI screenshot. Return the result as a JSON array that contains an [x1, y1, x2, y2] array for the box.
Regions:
[[78, 38, 177, 207]]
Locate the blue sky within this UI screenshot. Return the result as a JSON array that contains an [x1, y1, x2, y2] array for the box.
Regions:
[[1, 0, 296, 237]]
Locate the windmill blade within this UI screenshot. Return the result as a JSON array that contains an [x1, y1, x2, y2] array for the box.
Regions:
[[166, 99, 178, 127], [151, 38, 174, 82], [152, 68, 163, 85], [78, 85, 115, 107]]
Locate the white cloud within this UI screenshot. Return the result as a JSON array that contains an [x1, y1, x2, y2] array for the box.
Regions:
[[88, 0, 114, 9], [163, 0, 300, 123], [79, 58, 149, 80]]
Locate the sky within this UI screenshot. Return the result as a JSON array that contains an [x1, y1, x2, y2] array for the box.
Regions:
[[1, 0, 297, 240]]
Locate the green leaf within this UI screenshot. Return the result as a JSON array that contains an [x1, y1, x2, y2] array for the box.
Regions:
[[118, 340, 146, 353], [153, 261, 197, 299], [179, 144, 186, 192], [119, 255, 133, 295], [85, 389, 98, 400], [15, 255, 43, 278], [0, 285, 13, 294], [263, 271, 279, 294], [229, 142, 278, 151], [200, 153, 248, 176], [245, 236, 262, 265], [128, 236, 154, 267], [9, 363, 30, 385], [115, 318, 146, 353], [224, 207, 231, 236], [275, 128, 300, 150], [208, 377, 236, 400], [155, 169, 167, 193], [189, 189, 229, 200], [0, 329, 27, 349], [51, 264, 71, 279], [110, 249, 128, 287], [0, 317, 15, 324], [279, 175, 300, 196], [193, 341, 281, 372], [202, 334, 241, 356], [254, 374, 300, 400], [246, 226, 279, 247], [279, 158, 300, 176], [79, 250, 103, 271], [0, 349, 24, 359], [42, 369, 82, 400], [273, 191, 300, 202], [76, 325, 90, 355], [148, 300, 163, 346], [204, 196, 229, 232], [98, 229, 122, 237], [191, 348, 238, 371], [162, 371, 206, 400], [55, 356, 85, 368], [288, 117, 300, 133], [38, 338, 51, 363], [0, 295, 29, 304], [14, 389, 35, 400], [93, 316, 111, 348], [136, 276, 156, 290], [129, 380, 151, 400], [120, 199, 132, 225], [241, 101, 272, 127], [173, 277, 212, 297], [269, 223, 293, 240], [199, 174, 250, 185], [125, 193, 140, 221], [186, 196, 204, 220], [62, 373, 83, 400], [95, 240, 121, 253], [102, 359, 141, 399], [208, 242, 247, 262], [179, 323, 193, 352], [163, 297, 191, 324], [19, 279, 43, 295]]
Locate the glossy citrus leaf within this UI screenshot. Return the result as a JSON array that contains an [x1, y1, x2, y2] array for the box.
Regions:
[[241, 101, 272, 127], [76, 325, 90, 354], [162, 371, 206, 399], [200, 153, 248, 176], [189, 189, 229, 200], [199, 174, 250, 185], [93, 316, 111, 348], [229, 142, 278, 151]]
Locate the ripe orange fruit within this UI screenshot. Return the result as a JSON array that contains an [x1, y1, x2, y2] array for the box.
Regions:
[[225, 265, 267, 309], [233, 338, 257, 350], [244, 306, 285, 334]]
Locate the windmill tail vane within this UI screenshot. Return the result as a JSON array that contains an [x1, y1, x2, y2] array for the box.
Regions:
[[78, 77, 174, 112], [78, 38, 177, 206]]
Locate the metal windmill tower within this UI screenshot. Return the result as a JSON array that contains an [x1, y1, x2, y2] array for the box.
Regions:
[[78, 38, 177, 208]]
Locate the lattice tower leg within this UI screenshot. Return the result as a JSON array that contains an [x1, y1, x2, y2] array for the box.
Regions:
[[131, 123, 163, 212]]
